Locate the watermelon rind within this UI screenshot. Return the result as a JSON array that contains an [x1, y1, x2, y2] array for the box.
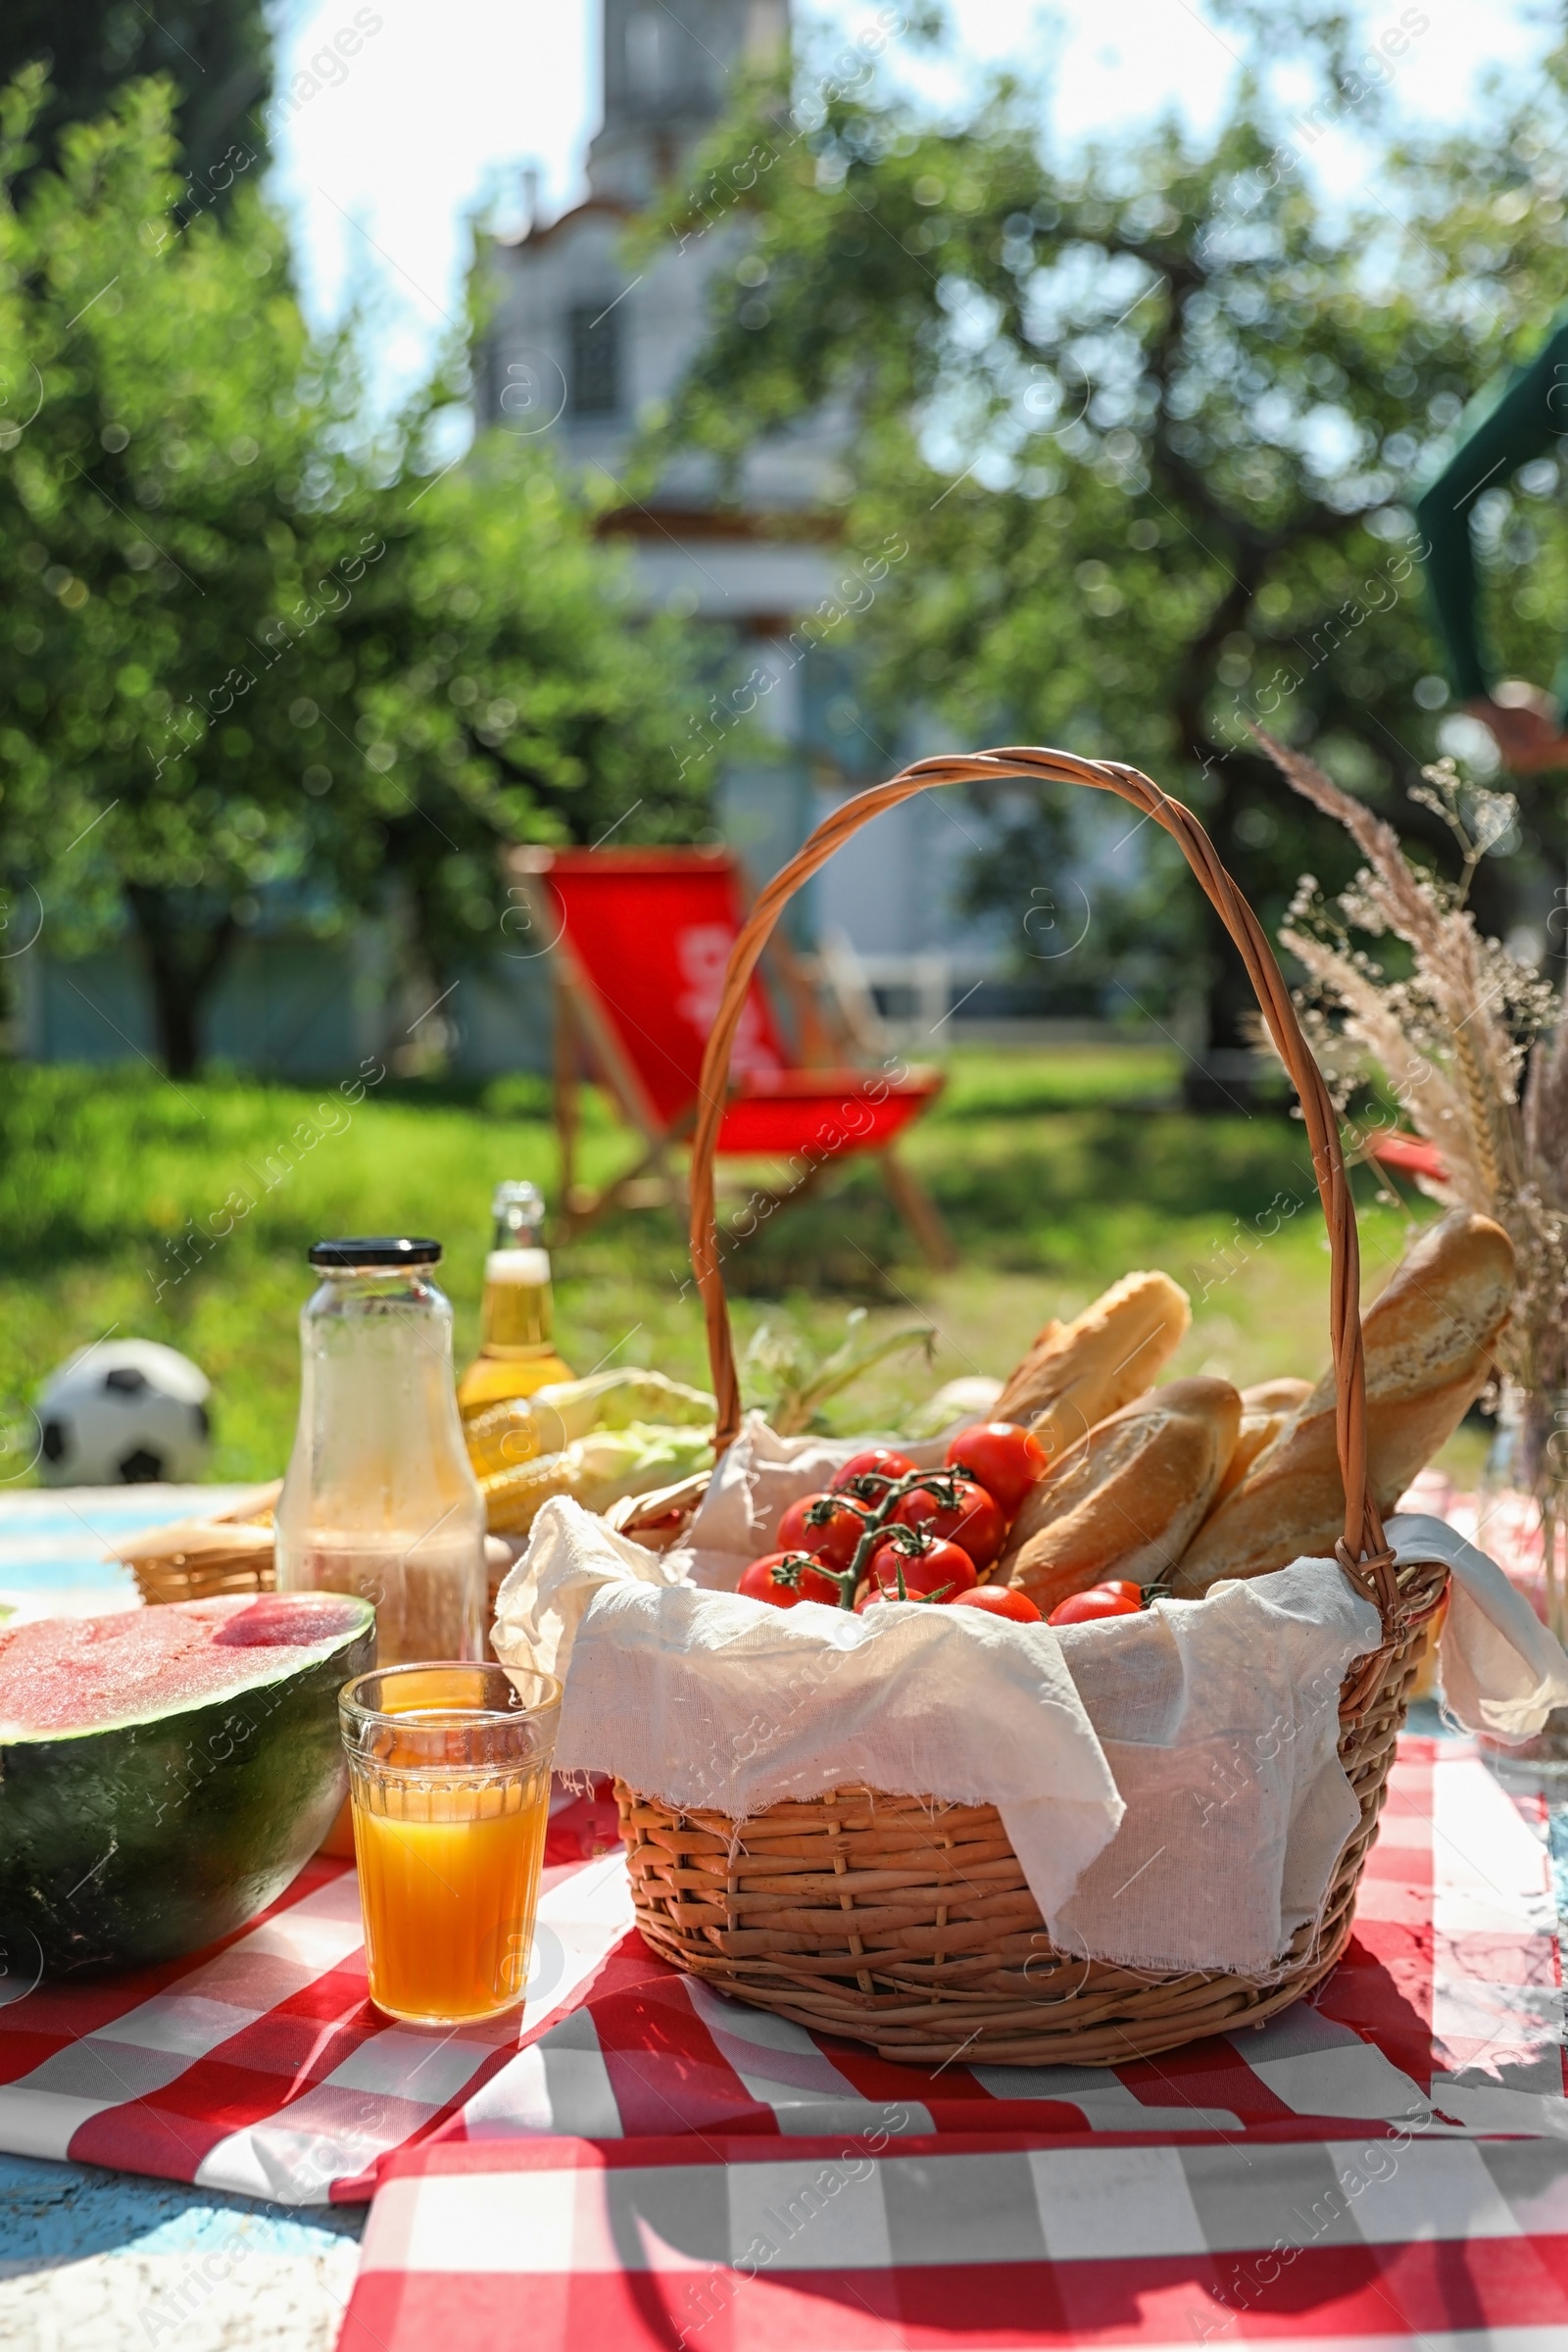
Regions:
[[0, 1595, 375, 1977]]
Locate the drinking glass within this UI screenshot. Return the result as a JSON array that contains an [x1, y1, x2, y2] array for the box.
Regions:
[[339, 1662, 562, 2027]]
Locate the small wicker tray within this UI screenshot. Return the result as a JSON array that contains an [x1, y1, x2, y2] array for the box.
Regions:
[[114, 1484, 521, 1652], [109, 1484, 280, 1605], [617, 741, 1455, 2066]]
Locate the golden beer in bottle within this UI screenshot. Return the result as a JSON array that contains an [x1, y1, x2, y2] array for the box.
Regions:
[[457, 1182, 574, 1416]]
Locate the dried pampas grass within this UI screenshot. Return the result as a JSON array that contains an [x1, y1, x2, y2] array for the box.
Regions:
[[1256, 728, 1567, 1407]]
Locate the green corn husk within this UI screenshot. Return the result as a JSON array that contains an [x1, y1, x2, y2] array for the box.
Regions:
[[531, 1369, 716, 1443], [465, 1371, 715, 1485]]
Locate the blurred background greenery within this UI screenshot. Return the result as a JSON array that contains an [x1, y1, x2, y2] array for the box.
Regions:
[[6, 7, 1568, 1088], [0, 1047, 1473, 1484], [0, 3, 1555, 1492]]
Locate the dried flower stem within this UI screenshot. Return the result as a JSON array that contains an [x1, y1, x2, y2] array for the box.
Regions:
[[1255, 725, 1565, 1399]]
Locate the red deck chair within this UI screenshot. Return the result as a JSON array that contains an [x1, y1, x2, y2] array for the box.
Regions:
[[506, 846, 954, 1265], [1364, 1131, 1449, 1186]]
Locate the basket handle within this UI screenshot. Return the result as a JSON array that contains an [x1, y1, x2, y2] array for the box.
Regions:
[[687, 745, 1400, 1630]]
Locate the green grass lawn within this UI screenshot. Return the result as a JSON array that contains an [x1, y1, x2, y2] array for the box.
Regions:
[[0, 1045, 1482, 1486]]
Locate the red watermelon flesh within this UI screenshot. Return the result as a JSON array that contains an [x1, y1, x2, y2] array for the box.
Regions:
[[0, 1592, 368, 1739], [0, 1588, 374, 1975]]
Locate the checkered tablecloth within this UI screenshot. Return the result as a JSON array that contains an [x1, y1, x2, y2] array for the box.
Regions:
[[1, 1737, 1565, 2349], [1, 1740, 1563, 2219], [10, 1499, 1565, 2344], [332, 1737, 1568, 2352], [340, 2129, 1568, 2352]]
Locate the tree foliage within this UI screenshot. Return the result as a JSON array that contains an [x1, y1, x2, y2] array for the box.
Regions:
[[0, 72, 712, 1072], [0, 0, 271, 200], [644, 24, 1568, 1086]]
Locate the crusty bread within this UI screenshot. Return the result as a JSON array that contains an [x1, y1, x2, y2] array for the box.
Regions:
[[995, 1271, 1191, 1460], [1213, 1410, 1292, 1505], [1172, 1211, 1514, 1595], [1241, 1378, 1314, 1415], [1004, 1375, 1242, 1612], [1213, 1379, 1314, 1504]]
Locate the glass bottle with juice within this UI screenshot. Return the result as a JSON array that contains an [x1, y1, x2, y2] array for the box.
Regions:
[[457, 1181, 574, 1417], [274, 1237, 487, 1663]]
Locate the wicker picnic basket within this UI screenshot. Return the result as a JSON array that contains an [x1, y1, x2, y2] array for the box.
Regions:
[[615, 744, 1451, 2067]]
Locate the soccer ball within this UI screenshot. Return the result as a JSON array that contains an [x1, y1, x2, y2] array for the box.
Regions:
[[37, 1341, 212, 1488]]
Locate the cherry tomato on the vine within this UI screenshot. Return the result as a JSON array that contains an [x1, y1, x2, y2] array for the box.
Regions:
[[948, 1585, 1043, 1624], [856, 1535, 977, 1609], [738, 1551, 843, 1610], [777, 1490, 868, 1572], [890, 1476, 1004, 1570], [1048, 1584, 1144, 1626], [944, 1423, 1049, 1516], [829, 1446, 915, 1497]]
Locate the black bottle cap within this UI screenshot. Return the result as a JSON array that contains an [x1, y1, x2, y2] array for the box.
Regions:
[[308, 1237, 443, 1268]]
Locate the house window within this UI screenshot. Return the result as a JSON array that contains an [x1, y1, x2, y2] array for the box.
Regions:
[[566, 302, 622, 418]]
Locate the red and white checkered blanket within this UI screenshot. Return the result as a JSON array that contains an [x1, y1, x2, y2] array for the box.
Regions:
[[339, 2127, 1568, 2351], [336, 1738, 1568, 2350], [0, 1787, 634, 2203], [0, 1740, 1562, 2209]]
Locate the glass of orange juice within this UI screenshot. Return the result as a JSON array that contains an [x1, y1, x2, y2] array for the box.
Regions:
[[338, 1662, 562, 2028]]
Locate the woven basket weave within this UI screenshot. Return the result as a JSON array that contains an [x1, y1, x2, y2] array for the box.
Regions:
[[616, 743, 1455, 2066], [111, 1486, 280, 1606], [121, 1489, 519, 1660]]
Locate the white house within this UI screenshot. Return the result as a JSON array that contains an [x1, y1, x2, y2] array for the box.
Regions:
[[471, 0, 1015, 1023]]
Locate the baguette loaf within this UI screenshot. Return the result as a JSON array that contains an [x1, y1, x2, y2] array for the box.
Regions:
[[1171, 1210, 1513, 1595], [1213, 1378, 1314, 1503], [1003, 1374, 1242, 1611], [1241, 1378, 1314, 1415], [995, 1270, 1191, 1460]]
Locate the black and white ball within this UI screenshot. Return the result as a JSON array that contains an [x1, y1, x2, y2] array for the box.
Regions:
[[37, 1341, 211, 1487]]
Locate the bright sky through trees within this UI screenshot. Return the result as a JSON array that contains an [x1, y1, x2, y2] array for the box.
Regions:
[[265, 0, 1556, 401]]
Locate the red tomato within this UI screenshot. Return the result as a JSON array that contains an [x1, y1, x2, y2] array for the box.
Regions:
[[948, 1585, 1043, 1624], [944, 1423, 1049, 1515], [890, 1476, 1004, 1570], [777, 1490, 870, 1572], [1048, 1586, 1144, 1626], [856, 1536, 977, 1608], [1094, 1581, 1145, 1606], [738, 1551, 843, 1609], [829, 1446, 915, 1498]]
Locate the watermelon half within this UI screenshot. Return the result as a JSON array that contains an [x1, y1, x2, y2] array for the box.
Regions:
[[0, 1592, 374, 1977]]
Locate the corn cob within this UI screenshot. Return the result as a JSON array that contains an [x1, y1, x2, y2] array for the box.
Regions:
[[479, 1453, 573, 1536], [464, 1397, 544, 1480]]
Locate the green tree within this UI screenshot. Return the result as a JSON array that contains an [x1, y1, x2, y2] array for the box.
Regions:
[[0, 73, 712, 1074], [0, 0, 271, 201], [643, 26, 1568, 1096]]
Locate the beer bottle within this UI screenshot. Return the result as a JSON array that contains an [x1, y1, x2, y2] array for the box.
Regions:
[[457, 1182, 574, 1416]]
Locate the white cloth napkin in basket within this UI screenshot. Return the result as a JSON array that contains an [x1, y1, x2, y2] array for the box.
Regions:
[[492, 1426, 1568, 1977], [498, 1497, 1125, 1931], [1386, 1511, 1568, 1736]]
